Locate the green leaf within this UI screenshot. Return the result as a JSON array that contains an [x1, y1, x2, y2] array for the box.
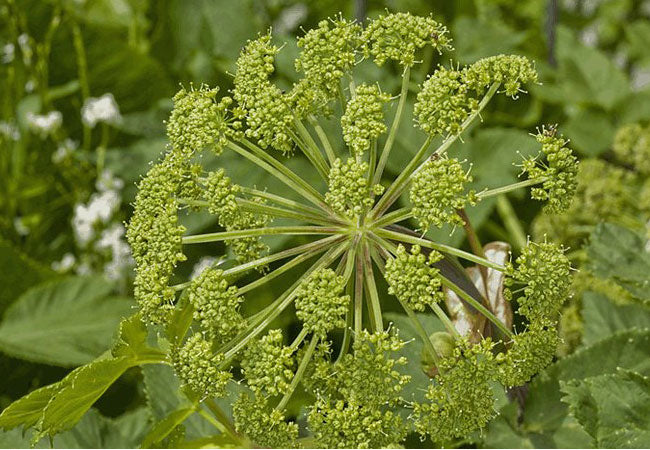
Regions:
[[112, 314, 165, 363], [561, 369, 650, 447], [587, 223, 650, 303], [0, 239, 53, 314], [39, 357, 134, 437], [0, 276, 133, 366], [562, 109, 615, 156], [582, 292, 650, 346], [452, 16, 526, 64], [141, 407, 195, 449], [0, 383, 61, 431]]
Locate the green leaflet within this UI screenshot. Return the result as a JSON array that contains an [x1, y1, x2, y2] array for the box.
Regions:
[[0, 276, 133, 367], [141, 407, 195, 448], [587, 223, 650, 304], [561, 369, 650, 447], [0, 383, 62, 432], [582, 292, 650, 346]]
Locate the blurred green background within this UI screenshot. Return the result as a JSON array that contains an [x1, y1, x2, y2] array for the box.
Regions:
[[2, 0, 650, 447]]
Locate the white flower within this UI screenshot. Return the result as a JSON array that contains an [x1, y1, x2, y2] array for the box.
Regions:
[[52, 139, 78, 164], [72, 190, 121, 246], [96, 169, 124, 192], [1, 43, 14, 64], [81, 93, 121, 128], [96, 224, 134, 280], [24, 79, 35, 93], [13, 217, 29, 236], [52, 253, 76, 272], [26, 111, 62, 137], [0, 121, 20, 141]]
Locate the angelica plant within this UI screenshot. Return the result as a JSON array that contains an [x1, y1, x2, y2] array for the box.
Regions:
[[0, 12, 578, 448]]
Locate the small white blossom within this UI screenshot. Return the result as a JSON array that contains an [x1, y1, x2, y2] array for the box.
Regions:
[[81, 93, 121, 128], [1, 43, 14, 64], [190, 256, 222, 279], [96, 169, 124, 192], [72, 190, 121, 246], [52, 253, 76, 272], [24, 79, 35, 93], [13, 217, 29, 236], [0, 121, 20, 141], [52, 139, 78, 164], [96, 224, 134, 280], [26, 111, 62, 137]]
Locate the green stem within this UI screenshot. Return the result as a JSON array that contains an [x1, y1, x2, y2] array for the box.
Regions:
[[236, 198, 337, 226], [276, 334, 319, 411], [375, 228, 506, 271], [438, 275, 513, 339], [495, 195, 527, 251], [71, 20, 91, 152], [429, 303, 461, 339], [370, 135, 432, 219], [227, 139, 330, 212], [309, 116, 337, 166], [336, 277, 355, 364], [400, 298, 441, 368], [373, 67, 411, 186], [239, 186, 335, 220], [219, 242, 348, 362], [368, 139, 378, 190], [287, 127, 329, 180], [204, 399, 240, 441], [370, 207, 412, 228], [198, 408, 228, 434], [293, 118, 330, 175], [182, 226, 344, 245], [289, 327, 310, 351], [477, 177, 547, 200], [362, 240, 383, 332], [353, 240, 364, 335]]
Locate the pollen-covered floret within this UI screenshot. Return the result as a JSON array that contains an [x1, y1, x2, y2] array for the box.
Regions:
[[496, 324, 558, 387], [295, 17, 361, 105], [295, 268, 349, 337], [307, 329, 410, 448], [203, 169, 270, 266], [361, 12, 451, 67], [127, 154, 186, 323], [240, 329, 295, 397], [188, 268, 245, 343], [613, 122, 650, 175], [464, 55, 537, 97], [410, 157, 477, 230], [522, 127, 578, 214], [385, 244, 444, 311], [309, 398, 406, 449], [414, 66, 477, 137], [413, 339, 497, 443], [166, 85, 231, 154], [233, 34, 293, 153], [172, 333, 231, 399], [233, 393, 299, 449], [341, 84, 390, 155], [325, 158, 383, 218], [505, 241, 571, 325]]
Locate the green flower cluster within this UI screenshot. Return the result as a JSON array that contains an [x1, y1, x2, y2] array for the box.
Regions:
[[341, 84, 390, 155], [233, 34, 293, 153], [241, 329, 295, 397], [410, 157, 477, 230], [613, 122, 650, 175], [361, 12, 451, 67], [463, 54, 537, 97], [385, 244, 444, 311], [188, 268, 245, 343], [413, 339, 497, 442], [166, 85, 231, 154], [325, 158, 383, 218], [295, 17, 361, 107], [307, 329, 410, 448], [233, 393, 299, 448], [505, 241, 571, 325], [204, 169, 270, 265], [522, 127, 578, 214], [172, 334, 231, 399], [295, 268, 349, 337]]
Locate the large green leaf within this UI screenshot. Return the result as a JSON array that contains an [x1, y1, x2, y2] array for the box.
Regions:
[[561, 369, 650, 447], [0, 383, 62, 431], [0, 276, 133, 366], [581, 292, 650, 346], [563, 109, 615, 156], [587, 223, 650, 303]]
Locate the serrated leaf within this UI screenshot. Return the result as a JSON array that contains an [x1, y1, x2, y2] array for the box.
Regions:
[[587, 223, 650, 302], [561, 369, 650, 447], [112, 314, 165, 363], [582, 292, 650, 345], [142, 407, 195, 449], [0, 383, 61, 431], [39, 357, 134, 437], [0, 276, 133, 366], [562, 109, 615, 156]]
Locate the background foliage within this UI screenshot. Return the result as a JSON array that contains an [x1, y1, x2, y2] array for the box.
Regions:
[[1, 0, 649, 448]]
